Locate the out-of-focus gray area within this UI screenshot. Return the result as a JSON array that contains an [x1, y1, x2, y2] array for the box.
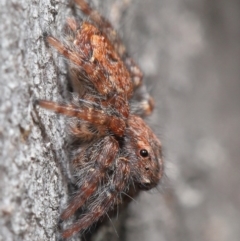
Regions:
[[123, 0, 240, 241], [0, 0, 239, 240]]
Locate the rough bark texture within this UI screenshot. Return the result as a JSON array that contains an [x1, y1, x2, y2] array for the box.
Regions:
[[1, 0, 240, 241]]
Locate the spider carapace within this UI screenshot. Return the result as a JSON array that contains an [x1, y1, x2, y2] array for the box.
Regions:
[[36, 0, 163, 238]]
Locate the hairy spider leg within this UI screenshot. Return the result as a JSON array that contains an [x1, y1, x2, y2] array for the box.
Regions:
[[36, 100, 125, 136], [62, 157, 130, 238], [66, 17, 78, 32], [74, 0, 154, 116], [130, 86, 155, 117], [69, 121, 101, 141], [61, 136, 119, 220]]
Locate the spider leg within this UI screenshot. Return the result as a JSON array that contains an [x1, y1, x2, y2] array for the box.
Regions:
[[47, 36, 82, 66], [69, 121, 104, 141], [66, 17, 78, 32], [130, 85, 155, 117], [124, 57, 144, 89], [36, 100, 125, 136], [61, 136, 119, 220], [62, 157, 130, 239]]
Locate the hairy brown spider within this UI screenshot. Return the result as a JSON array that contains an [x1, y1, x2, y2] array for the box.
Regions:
[[36, 0, 163, 238]]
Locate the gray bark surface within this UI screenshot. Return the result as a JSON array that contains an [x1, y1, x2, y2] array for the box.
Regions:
[[1, 0, 240, 241]]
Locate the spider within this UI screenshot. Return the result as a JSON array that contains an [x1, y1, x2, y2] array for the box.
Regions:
[[36, 0, 163, 238]]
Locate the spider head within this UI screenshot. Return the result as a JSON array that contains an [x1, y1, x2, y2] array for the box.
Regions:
[[126, 115, 163, 190]]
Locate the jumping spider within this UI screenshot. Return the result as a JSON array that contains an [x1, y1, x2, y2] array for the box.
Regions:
[[36, 0, 163, 238]]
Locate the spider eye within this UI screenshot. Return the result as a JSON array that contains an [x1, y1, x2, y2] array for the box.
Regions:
[[140, 149, 148, 157]]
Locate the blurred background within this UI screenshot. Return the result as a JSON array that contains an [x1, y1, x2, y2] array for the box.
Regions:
[[118, 0, 240, 241]]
